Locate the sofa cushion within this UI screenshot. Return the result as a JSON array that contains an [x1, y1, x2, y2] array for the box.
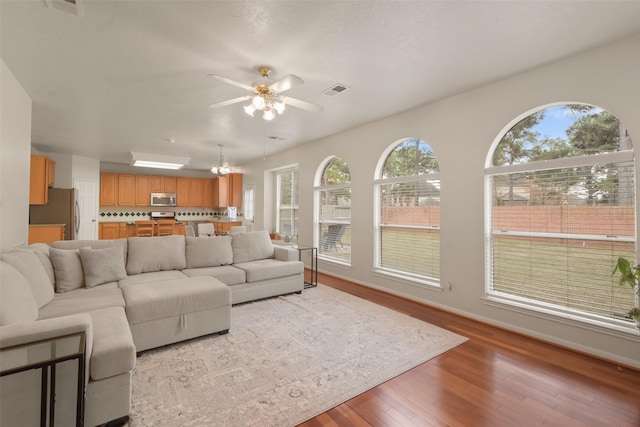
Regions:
[[122, 276, 230, 325], [182, 265, 246, 285], [49, 247, 86, 293], [233, 259, 304, 283], [231, 230, 274, 264], [118, 270, 188, 288], [0, 262, 38, 325], [79, 246, 127, 288], [185, 236, 233, 268], [126, 235, 186, 275], [1, 250, 54, 308], [87, 306, 136, 381], [52, 239, 128, 263], [37, 285, 125, 320]]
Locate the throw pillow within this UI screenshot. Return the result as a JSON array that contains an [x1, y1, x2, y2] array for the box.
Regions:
[[79, 246, 128, 288], [231, 230, 275, 264], [49, 247, 86, 293], [185, 236, 233, 268], [126, 235, 187, 275]]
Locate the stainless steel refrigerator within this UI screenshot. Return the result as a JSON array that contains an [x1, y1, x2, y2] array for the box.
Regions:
[[29, 188, 79, 240]]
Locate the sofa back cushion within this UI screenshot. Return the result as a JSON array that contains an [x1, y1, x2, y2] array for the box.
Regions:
[[1, 250, 54, 308], [185, 236, 233, 268], [52, 238, 128, 263], [126, 235, 186, 275], [0, 262, 38, 325], [232, 230, 274, 264]]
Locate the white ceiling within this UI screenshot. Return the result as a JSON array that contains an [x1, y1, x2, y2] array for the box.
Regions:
[[2, 0, 640, 173]]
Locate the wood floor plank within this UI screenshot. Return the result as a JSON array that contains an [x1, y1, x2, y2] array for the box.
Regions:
[[297, 273, 640, 427]]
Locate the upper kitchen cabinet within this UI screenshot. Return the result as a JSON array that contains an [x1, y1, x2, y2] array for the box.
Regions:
[[151, 176, 164, 193], [176, 177, 190, 207], [214, 173, 243, 208], [135, 175, 151, 206], [229, 173, 243, 208], [29, 155, 56, 205], [163, 176, 177, 193], [203, 178, 214, 207], [100, 173, 119, 206], [117, 174, 136, 206], [189, 178, 204, 207]]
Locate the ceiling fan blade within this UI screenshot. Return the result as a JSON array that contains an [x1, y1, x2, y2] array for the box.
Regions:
[[282, 96, 324, 113], [208, 74, 254, 92], [269, 74, 304, 93], [209, 95, 252, 108]]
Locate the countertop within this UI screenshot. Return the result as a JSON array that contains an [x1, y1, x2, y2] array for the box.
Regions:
[[29, 223, 66, 227]]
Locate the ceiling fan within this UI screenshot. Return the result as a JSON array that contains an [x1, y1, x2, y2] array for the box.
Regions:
[[209, 66, 323, 120]]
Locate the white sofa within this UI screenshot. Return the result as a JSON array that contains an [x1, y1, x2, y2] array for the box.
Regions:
[[0, 231, 304, 426]]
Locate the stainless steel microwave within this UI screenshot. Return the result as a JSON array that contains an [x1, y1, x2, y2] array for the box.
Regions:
[[150, 193, 177, 207]]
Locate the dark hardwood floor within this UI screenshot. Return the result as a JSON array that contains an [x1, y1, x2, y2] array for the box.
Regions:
[[298, 272, 640, 427]]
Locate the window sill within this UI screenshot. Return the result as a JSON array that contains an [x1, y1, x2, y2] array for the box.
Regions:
[[372, 269, 443, 292], [484, 294, 640, 341]]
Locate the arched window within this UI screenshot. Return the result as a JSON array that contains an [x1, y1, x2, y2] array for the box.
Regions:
[[314, 156, 351, 264], [486, 104, 637, 331], [374, 138, 440, 285]]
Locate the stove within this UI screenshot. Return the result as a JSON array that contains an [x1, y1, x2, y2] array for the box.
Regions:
[[150, 211, 176, 221]]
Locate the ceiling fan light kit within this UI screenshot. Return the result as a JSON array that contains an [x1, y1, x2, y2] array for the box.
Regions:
[[209, 66, 323, 121]]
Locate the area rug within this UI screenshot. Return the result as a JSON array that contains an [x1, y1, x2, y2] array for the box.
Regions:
[[128, 284, 468, 426]]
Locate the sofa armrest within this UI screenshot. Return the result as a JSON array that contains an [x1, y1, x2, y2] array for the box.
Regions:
[[1, 314, 93, 383], [273, 246, 299, 262]]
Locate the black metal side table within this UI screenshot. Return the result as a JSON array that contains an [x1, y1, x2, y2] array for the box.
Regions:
[[0, 331, 86, 427], [294, 245, 318, 288]]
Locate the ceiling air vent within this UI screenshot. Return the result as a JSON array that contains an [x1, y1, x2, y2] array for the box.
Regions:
[[322, 84, 350, 97], [43, 0, 84, 17]]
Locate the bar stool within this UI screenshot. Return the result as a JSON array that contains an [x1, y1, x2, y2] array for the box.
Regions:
[[156, 220, 176, 236], [135, 220, 155, 237]]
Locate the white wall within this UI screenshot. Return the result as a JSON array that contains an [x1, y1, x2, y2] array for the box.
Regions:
[[0, 59, 31, 251], [242, 35, 640, 368]]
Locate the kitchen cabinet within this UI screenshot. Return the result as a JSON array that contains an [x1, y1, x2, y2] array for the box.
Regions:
[[99, 222, 129, 239], [212, 173, 242, 208], [203, 179, 214, 207], [135, 175, 151, 206], [118, 174, 135, 206], [29, 224, 65, 245], [175, 223, 186, 236], [100, 173, 119, 206], [189, 178, 204, 207], [151, 176, 164, 193], [229, 173, 243, 208], [176, 177, 190, 207], [163, 176, 177, 193], [29, 155, 56, 205], [213, 176, 229, 208]]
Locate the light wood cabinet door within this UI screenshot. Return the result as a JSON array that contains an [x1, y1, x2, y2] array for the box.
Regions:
[[135, 175, 151, 206], [213, 176, 229, 208], [202, 179, 214, 207], [175, 223, 186, 236], [151, 176, 164, 193], [119, 223, 128, 238], [99, 223, 120, 240], [118, 174, 135, 206], [100, 173, 119, 206], [189, 178, 204, 207], [163, 176, 177, 193], [176, 177, 190, 207], [229, 173, 243, 208], [29, 155, 55, 205]]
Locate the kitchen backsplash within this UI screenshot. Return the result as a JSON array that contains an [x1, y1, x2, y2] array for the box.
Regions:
[[99, 206, 241, 222]]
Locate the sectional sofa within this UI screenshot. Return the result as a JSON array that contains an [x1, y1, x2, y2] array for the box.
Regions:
[[0, 230, 304, 427]]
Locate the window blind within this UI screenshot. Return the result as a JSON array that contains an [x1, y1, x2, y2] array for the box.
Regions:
[[318, 187, 351, 263], [375, 177, 441, 283], [276, 169, 299, 237], [488, 160, 636, 322]]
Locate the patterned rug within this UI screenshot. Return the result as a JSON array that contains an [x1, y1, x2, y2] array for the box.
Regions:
[[128, 284, 468, 426]]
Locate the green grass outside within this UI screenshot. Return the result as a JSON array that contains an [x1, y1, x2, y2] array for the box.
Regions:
[[377, 229, 635, 319]]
